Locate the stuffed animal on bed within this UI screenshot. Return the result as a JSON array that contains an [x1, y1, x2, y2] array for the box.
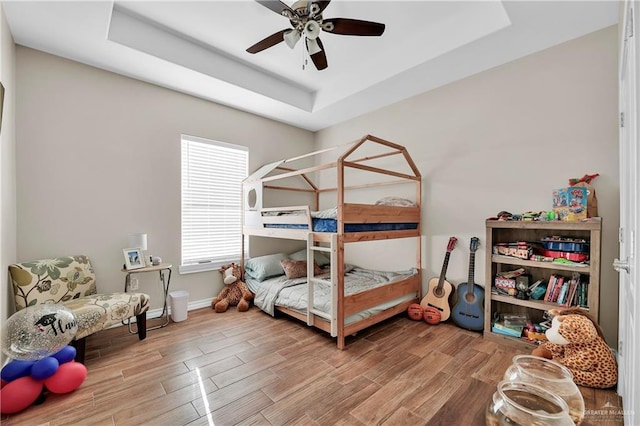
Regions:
[[211, 263, 254, 313], [532, 308, 617, 388]]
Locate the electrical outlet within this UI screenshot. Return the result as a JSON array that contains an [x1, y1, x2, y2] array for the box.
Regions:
[[129, 278, 139, 291]]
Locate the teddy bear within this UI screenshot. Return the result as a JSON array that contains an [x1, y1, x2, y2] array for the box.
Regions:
[[211, 263, 254, 313], [532, 308, 617, 388]]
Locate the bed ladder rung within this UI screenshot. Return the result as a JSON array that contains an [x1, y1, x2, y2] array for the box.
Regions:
[[309, 245, 331, 253], [307, 233, 338, 337], [309, 309, 331, 320]]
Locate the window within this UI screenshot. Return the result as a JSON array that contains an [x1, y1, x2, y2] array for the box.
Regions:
[[180, 135, 248, 273]]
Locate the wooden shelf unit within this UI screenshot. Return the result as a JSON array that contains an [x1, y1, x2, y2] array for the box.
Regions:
[[483, 218, 602, 350]]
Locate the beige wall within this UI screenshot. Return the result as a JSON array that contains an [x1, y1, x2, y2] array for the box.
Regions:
[[15, 47, 314, 313], [9, 25, 620, 346], [316, 26, 620, 345], [1, 4, 17, 365]]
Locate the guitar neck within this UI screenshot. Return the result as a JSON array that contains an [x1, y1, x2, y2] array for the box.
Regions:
[[467, 253, 476, 295], [436, 252, 452, 290]]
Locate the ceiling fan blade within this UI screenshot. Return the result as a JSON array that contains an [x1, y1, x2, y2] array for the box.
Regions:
[[255, 1, 296, 18], [306, 38, 327, 70], [246, 29, 289, 54], [322, 18, 385, 36], [307, 1, 331, 17]]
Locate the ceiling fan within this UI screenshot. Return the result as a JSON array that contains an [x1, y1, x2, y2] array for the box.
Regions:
[[246, 0, 385, 71]]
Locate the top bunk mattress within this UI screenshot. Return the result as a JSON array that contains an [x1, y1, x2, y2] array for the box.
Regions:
[[261, 206, 418, 232], [265, 219, 418, 232]]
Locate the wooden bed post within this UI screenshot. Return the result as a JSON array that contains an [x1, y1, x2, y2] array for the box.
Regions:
[[416, 170, 422, 299], [337, 146, 346, 350]]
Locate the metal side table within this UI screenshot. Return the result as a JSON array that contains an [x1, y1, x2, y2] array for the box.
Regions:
[[122, 263, 172, 331]]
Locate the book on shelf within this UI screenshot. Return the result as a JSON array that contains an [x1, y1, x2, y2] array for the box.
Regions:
[[528, 279, 544, 292], [550, 275, 564, 302], [544, 274, 566, 303], [543, 275, 555, 302], [560, 272, 581, 307], [492, 321, 524, 338], [557, 279, 569, 304], [577, 280, 589, 308]]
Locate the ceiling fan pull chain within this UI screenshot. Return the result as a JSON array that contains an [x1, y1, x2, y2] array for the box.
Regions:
[[302, 41, 308, 71]]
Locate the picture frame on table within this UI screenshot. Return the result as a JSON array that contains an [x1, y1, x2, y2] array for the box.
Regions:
[[123, 248, 145, 270]]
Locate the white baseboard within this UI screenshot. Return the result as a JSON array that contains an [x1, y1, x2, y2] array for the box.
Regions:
[[112, 296, 213, 325], [134, 296, 213, 322], [166, 297, 212, 316]]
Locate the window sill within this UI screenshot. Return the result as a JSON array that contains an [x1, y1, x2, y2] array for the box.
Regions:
[[179, 262, 225, 275]]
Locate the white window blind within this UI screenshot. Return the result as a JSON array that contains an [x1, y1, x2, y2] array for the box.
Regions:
[[181, 135, 248, 273]]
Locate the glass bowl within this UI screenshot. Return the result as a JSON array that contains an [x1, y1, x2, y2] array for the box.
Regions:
[[486, 380, 574, 426], [503, 355, 585, 424]]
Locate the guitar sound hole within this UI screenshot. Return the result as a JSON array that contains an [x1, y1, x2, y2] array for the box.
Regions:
[[434, 288, 444, 298], [465, 293, 476, 303]]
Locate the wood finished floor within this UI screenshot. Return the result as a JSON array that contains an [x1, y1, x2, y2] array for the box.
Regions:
[[1, 307, 624, 426]]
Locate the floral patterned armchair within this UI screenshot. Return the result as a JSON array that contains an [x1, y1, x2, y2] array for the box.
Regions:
[[9, 255, 150, 363]]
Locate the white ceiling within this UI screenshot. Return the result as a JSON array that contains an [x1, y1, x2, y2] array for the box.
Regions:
[[3, 1, 619, 131]]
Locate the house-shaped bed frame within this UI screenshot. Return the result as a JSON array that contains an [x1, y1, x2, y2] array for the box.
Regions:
[[242, 134, 423, 349]]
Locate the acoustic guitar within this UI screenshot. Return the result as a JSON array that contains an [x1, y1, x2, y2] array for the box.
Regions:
[[451, 237, 485, 331], [420, 237, 457, 321]]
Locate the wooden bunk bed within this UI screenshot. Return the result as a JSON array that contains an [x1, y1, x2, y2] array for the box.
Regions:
[[241, 134, 422, 349]]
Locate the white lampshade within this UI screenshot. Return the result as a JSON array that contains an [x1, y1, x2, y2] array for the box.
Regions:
[[284, 29, 301, 49], [306, 38, 322, 55], [127, 233, 147, 251]]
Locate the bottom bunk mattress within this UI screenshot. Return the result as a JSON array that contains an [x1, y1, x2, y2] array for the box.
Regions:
[[246, 266, 418, 325]]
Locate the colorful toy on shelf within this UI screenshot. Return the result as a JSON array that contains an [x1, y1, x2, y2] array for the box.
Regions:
[[493, 242, 532, 259], [568, 173, 599, 218], [553, 186, 588, 221], [490, 210, 557, 221], [539, 249, 588, 263], [524, 322, 548, 342], [541, 237, 589, 253]]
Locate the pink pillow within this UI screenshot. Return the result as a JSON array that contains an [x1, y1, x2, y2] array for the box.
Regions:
[[280, 259, 322, 279]]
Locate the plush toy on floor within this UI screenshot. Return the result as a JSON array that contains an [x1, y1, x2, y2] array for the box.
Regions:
[[532, 308, 617, 388], [211, 263, 254, 313]]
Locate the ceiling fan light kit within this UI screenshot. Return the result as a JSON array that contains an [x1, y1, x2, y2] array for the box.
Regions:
[[307, 38, 322, 55], [247, 0, 385, 71], [284, 29, 301, 48], [304, 20, 320, 39]]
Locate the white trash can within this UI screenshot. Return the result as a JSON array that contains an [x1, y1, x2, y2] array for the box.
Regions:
[[169, 290, 189, 322]]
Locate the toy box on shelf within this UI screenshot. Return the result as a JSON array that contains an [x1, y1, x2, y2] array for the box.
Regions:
[[491, 312, 550, 343], [494, 268, 526, 294], [492, 313, 528, 338], [493, 242, 533, 260], [552, 187, 587, 221]]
